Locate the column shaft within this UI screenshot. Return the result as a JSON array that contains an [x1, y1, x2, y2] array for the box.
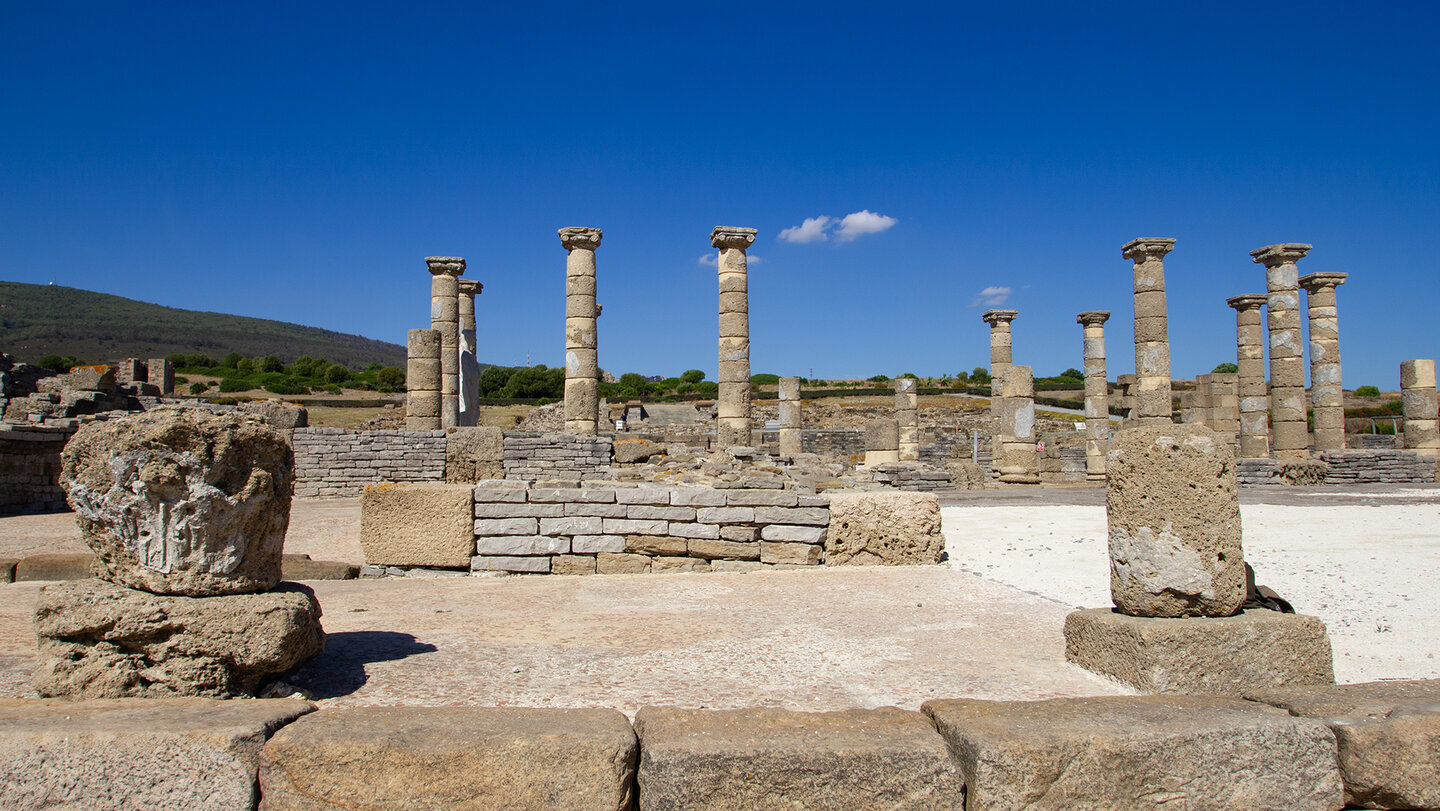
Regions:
[[997, 365, 1039, 483], [1078, 311, 1110, 480], [1227, 294, 1269, 458], [778, 376, 802, 458], [406, 328, 442, 430], [1122, 238, 1176, 425], [425, 257, 465, 429], [1300, 273, 1347, 451], [559, 228, 602, 435], [895, 377, 919, 461], [982, 309, 1018, 459], [457, 279, 482, 427], [1251, 243, 1313, 459], [1401, 359, 1439, 457], [712, 227, 758, 448]]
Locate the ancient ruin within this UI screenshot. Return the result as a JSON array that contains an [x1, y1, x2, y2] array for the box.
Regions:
[[1227, 293, 1271, 458], [1121, 237, 1176, 425], [995, 365, 1038, 484], [425, 256, 465, 429], [1300, 272, 1347, 451], [1077, 310, 1110, 480], [1401, 359, 1439, 457], [1251, 243, 1313, 460], [711, 226, 757, 448], [894, 377, 919, 461], [457, 277, 483, 427], [404, 328, 442, 430], [776, 376, 801, 458], [560, 228, 602, 435], [980, 308, 1017, 455]]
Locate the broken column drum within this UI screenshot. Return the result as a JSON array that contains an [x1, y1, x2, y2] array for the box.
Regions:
[[559, 227, 602, 436], [1401, 359, 1439, 457], [982, 309, 1018, 457], [406, 328, 442, 431], [1121, 238, 1176, 425], [997, 365, 1039, 484], [1251, 243, 1313, 460], [457, 278, 483, 428], [895, 377, 919, 462], [426, 256, 466, 429], [777, 376, 802, 458], [1227, 294, 1270, 459], [1299, 272, 1348, 452], [1077, 311, 1111, 480], [711, 226, 758, 448]]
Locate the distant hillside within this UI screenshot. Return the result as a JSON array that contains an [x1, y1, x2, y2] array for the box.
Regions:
[[0, 281, 406, 369]]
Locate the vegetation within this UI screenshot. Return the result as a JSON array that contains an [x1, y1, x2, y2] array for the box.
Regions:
[[1212, 362, 1239, 373], [170, 354, 406, 396], [1353, 385, 1381, 397]]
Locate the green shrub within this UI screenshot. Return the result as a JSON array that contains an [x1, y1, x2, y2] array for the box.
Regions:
[[750, 373, 780, 386], [1212, 362, 1239, 374], [324, 364, 351, 384], [264, 377, 309, 396], [681, 369, 706, 384], [375, 366, 406, 393], [867, 374, 890, 383], [695, 381, 719, 397], [222, 352, 244, 369], [189, 382, 207, 395], [1354, 385, 1380, 397], [260, 355, 284, 373], [218, 378, 251, 393]]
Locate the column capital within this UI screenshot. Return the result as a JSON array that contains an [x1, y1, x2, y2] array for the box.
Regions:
[[981, 309, 1018, 327], [1076, 310, 1111, 326], [457, 278, 482, 296], [1249, 243, 1312, 266], [710, 226, 758, 250], [1226, 293, 1268, 311], [559, 227, 603, 251], [1120, 237, 1176, 263], [425, 256, 466, 276], [1298, 271, 1347, 292]]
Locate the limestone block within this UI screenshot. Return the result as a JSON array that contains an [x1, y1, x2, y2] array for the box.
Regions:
[[572, 534, 625, 554], [719, 525, 759, 542], [259, 706, 636, 810], [406, 357, 441, 389], [718, 312, 749, 339], [445, 426, 504, 483], [551, 554, 598, 575], [687, 539, 761, 560], [759, 525, 828, 544], [864, 418, 899, 451], [922, 695, 1341, 811], [360, 483, 475, 568], [824, 492, 943, 566], [624, 535, 688, 556], [474, 535, 569, 555], [471, 555, 550, 573], [0, 697, 314, 811], [760, 541, 822, 565], [667, 521, 721, 539], [613, 437, 663, 464], [0, 558, 15, 583], [473, 517, 539, 535], [237, 400, 309, 430], [1246, 679, 1440, 810], [61, 407, 294, 597], [652, 556, 709, 573], [280, 556, 358, 581], [1106, 424, 1245, 617], [1400, 358, 1436, 389], [33, 579, 324, 699], [710, 560, 764, 572], [634, 706, 961, 811], [67, 365, 115, 391], [407, 390, 441, 419], [13, 552, 96, 582], [597, 552, 650, 574], [1064, 608, 1334, 694]]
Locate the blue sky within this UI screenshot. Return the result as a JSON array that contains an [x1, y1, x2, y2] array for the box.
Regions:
[[2, 1, 1436, 387]]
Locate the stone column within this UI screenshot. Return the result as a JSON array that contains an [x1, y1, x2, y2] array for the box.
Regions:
[[425, 256, 465, 429], [1401, 360, 1439, 457], [1226, 294, 1270, 458], [559, 227, 602, 435], [1114, 374, 1137, 420], [997, 365, 1039, 484], [1250, 243, 1312, 460], [146, 358, 174, 395], [982, 309, 1018, 455], [405, 328, 442, 430], [778, 376, 802, 458], [456, 278, 483, 427], [895, 377, 919, 461], [864, 419, 900, 466], [1205, 373, 1240, 438], [1299, 272, 1348, 451], [711, 226, 758, 448], [1077, 311, 1111, 481], [1121, 238, 1176, 425]]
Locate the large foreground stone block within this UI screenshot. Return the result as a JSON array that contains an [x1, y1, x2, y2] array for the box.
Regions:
[[258, 706, 636, 810], [922, 695, 1342, 811], [33, 579, 324, 699], [634, 706, 961, 810], [12, 552, 96, 582], [0, 697, 312, 811], [1064, 607, 1334, 694], [360, 482, 475, 568], [824, 491, 942, 565], [1247, 679, 1440, 809]]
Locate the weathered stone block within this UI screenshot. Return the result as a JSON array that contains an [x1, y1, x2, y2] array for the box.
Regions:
[[0, 697, 313, 811], [470, 555, 550, 573], [613, 437, 663, 464], [634, 706, 961, 810], [0, 558, 16, 584], [473, 517, 539, 535], [603, 517, 668, 535], [759, 524, 827, 544], [755, 506, 829, 525], [475, 535, 569, 555], [360, 483, 475, 568], [444, 426, 504, 483], [597, 552, 650, 574], [1064, 608, 1334, 694], [13, 552, 96, 582], [670, 487, 727, 507], [760, 541, 822, 565], [923, 695, 1341, 811], [710, 560, 763, 572], [687, 539, 760, 560], [550, 554, 598, 576], [259, 706, 636, 810], [281, 555, 358, 581], [667, 521, 721, 539], [624, 535, 688, 556], [651, 556, 709, 573], [824, 491, 943, 566], [724, 489, 799, 507], [572, 534, 625, 554], [539, 516, 604, 535]]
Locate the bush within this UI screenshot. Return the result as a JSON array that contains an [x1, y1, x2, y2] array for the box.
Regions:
[[260, 355, 284, 373], [1212, 362, 1239, 374], [694, 381, 719, 397], [222, 352, 244, 369], [375, 366, 406, 393], [218, 378, 252, 393], [236, 358, 256, 375], [681, 369, 706, 384], [324, 364, 351, 384], [264, 377, 309, 396], [189, 382, 208, 395], [750, 373, 780, 386], [1354, 385, 1381, 397], [1059, 368, 1084, 380], [867, 374, 890, 383], [38, 354, 79, 372]]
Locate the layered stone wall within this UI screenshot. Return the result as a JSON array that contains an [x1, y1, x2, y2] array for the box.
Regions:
[[0, 424, 73, 513], [1236, 450, 1435, 485], [292, 428, 446, 498], [502, 433, 613, 481]]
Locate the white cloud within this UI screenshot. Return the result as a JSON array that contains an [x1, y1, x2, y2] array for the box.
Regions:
[[970, 285, 1012, 307], [698, 253, 761, 267], [833, 210, 897, 242], [777, 216, 832, 244]]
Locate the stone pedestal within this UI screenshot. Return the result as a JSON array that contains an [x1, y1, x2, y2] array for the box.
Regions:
[[425, 256, 465, 429], [711, 226, 758, 448], [864, 418, 899, 466], [559, 228, 602, 436], [777, 376, 802, 458], [982, 309, 1018, 457], [457, 278, 482, 427], [894, 377, 919, 461], [1227, 294, 1270, 458], [997, 365, 1039, 484], [1114, 374, 1137, 420], [1299, 272, 1347, 451], [406, 328, 442, 430], [1121, 238, 1176, 425], [1077, 311, 1110, 480], [1251, 243, 1312, 459], [1401, 359, 1439, 457]]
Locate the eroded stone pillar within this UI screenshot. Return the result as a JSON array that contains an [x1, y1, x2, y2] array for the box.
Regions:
[[1121, 238, 1176, 425], [712, 226, 758, 448], [1251, 243, 1312, 459], [1077, 311, 1111, 481], [1227, 294, 1270, 458], [895, 377, 919, 461], [1401, 360, 1439, 457], [1205, 373, 1240, 438], [146, 358, 174, 395], [982, 309, 1018, 456], [778, 376, 802, 458], [425, 256, 465, 428], [1299, 272, 1348, 451], [457, 278, 482, 427], [406, 328, 442, 430], [997, 365, 1039, 484], [559, 227, 602, 435]]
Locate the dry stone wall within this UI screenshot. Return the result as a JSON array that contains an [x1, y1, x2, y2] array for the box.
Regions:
[[292, 428, 446, 498], [1236, 450, 1435, 485], [0, 424, 72, 514], [502, 433, 613, 481]]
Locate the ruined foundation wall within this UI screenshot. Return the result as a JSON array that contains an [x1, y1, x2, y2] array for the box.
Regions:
[[0, 425, 73, 513], [292, 428, 447, 498]]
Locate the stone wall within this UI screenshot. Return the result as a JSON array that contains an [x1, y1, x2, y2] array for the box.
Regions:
[[292, 428, 447, 498], [502, 433, 613, 481], [869, 464, 953, 491], [1349, 433, 1400, 449], [1237, 450, 1435, 485], [0, 424, 73, 514]]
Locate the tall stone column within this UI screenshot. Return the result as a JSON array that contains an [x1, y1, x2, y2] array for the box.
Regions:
[[405, 328, 442, 430], [778, 376, 802, 458], [559, 227, 602, 435], [982, 309, 1018, 455], [1077, 311, 1111, 481], [1250, 243, 1312, 459], [1121, 238, 1176, 425], [711, 226, 758, 448], [425, 256, 465, 428], [997, 365, 1039, 484], [1226, 294, 1269, 458], [1401, 360, 1439, 457], [457, 278, 483, 427], [894, 377, 919, 461], [1299, 272, 1348, 451]]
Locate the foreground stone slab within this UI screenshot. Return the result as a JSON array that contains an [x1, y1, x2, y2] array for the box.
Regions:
[[280, 554, 358, 581], [824, 491, 942, 565], [923, 695, 1342, 811], [360, 482, 475, 568], [1065, 607, 1334, 694], [1247, 679, 1440, 809], [0, 697, 312, 811], [634, 706, 961, 810], [12, 552, 96, 582], [33, 579, 324, 698], [259, 706, 636, 810]]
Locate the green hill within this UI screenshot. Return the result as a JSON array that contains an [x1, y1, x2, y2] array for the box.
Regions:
[[0, 281, 406, 369]]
